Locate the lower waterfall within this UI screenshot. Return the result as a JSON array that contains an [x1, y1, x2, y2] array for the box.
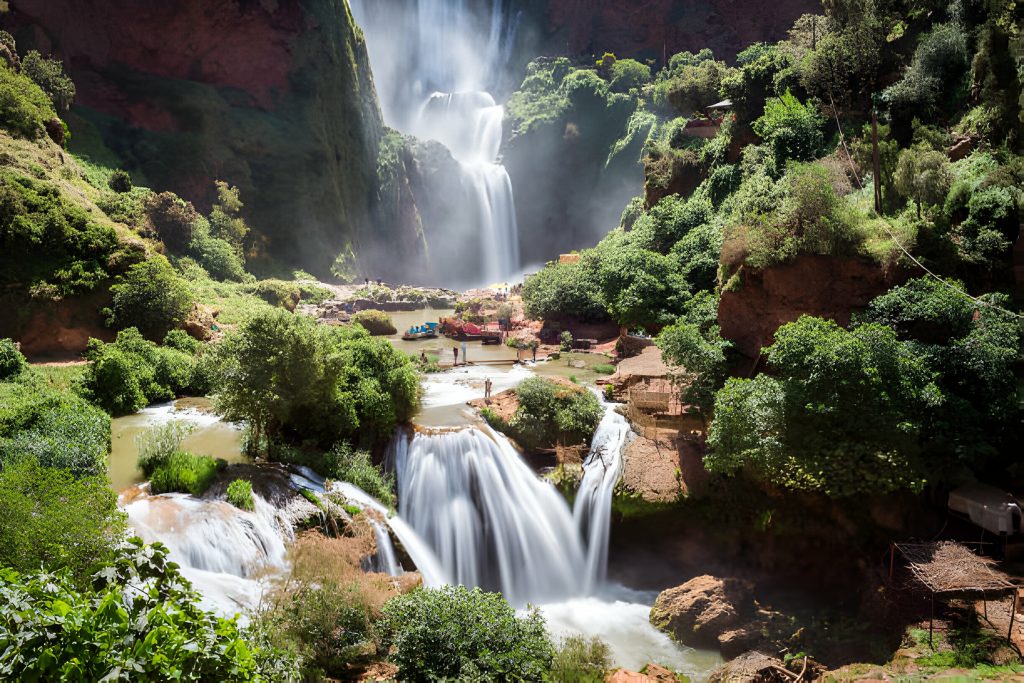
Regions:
[[389, 398, 625, 606]]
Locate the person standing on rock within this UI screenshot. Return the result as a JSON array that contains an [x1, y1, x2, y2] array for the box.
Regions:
[[453, 346, 459, 366], [484, 377, 492, 403]]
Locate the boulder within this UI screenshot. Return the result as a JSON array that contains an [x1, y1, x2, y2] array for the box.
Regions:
[[650, 575, 753, 648], [606, 664, 680, 683], [708, 651, 787, 683]]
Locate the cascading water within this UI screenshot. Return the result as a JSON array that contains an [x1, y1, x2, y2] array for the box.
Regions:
[[387, 396, 626, 606], [348, 0, 521, 286]]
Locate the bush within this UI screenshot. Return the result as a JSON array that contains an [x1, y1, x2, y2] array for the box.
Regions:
[[109, 256, 195, 340], [0, 338, 26, 380], [609, 58, 651, 92], [592, 363, 615, 375], [0, 62, 56, 139], [208, 181, 249, 256], [560, 330, 574, 351], [521, 260, 606, 322], [107, 169, 132, 193], [0, 170, 122, 296], [250, 279, 300, 311], [226, 478, 255, 511], [136, 421, 195, 476], [149, 451, 219, 496], [352, 309, 397, 336], [81, 328, 200, 415], [0, 381, 111, 478], [0, 457, 125, 588], [894, 145, 953, 217], [20, 50, 75, 111], [324, 442, 395, 508], [0, 538, 288, 680], [189, 219, 247, 282], [144, 191, 199, 253], [551, 635, 613, 683], [752, 89, 823, 168], [378, 586, 554, 682], [507, 377, 603, 450], [163, 328, 202, 355]]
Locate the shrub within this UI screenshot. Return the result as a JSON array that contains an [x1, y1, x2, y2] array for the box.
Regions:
[[109, 256, 195, 340], [894, 145, 953, 217], [0, 538, 288, 680], [352, 309, 397, 336], [592, 363, 615, 375], [0, 338, 26, 380], [189, 219, 247, 282], [324, 442, 395, 508], [508, 377, 603, 450], [250, 279, 300, 311], [0, 62, 56, 139], [214, 309, 419, 451], [208, 181, 249, 256], [0, 171, 122, 296], [378, 586, 554, 682], [226, 479, 255, 511], [559, 331, 574, 351], [107, 169, 132, 193], [521, 260, 605, 322], [20, 50, 75, 111], [0, 457, 125, 588], [608, 58, 651, 92], [149, 451, 218, 496], [0, 381, 111, 478], [163, 328, 202, 355], [551, 635, 613, 683], [752, 90, 823, 168], [136, 421, 195, 476], [144, 191, 200, 252]]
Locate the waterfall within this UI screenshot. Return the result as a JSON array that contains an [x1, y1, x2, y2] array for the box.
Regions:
[[349, 0, 521, 286], [387, 398, 626, 606]]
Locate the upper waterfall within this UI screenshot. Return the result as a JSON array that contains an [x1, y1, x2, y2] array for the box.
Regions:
[[349, 0, 521, 286]]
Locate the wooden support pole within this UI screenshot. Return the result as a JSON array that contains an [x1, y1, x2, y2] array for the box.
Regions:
[[1009, 591, 1017, 645], [930, 592, 935, 648]]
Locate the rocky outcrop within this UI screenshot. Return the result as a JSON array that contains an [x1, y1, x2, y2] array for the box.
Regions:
[[543, 0, 819, 65], [650, 574, 754, 648], [718, 256, 908, 358], [607, 664, 681, 682], [621, 433, 685, 503], [0, 286, 113, 359], [707, 651, 788, 683], [2, 0, 426, 278]]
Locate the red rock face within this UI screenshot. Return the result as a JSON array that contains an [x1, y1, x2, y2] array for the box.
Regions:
[[11, 0, 303, 113], [544, 0, 819, 63], [718, 256, 910, 358]]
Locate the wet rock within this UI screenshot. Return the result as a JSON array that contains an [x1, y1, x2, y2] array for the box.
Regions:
[[184, 303, 216, 341], [44, 118, 65, 146], [620, 432, 684, 503], [650, 575, 753, 648], [606, 664, 681, 683], [708, 651, 787, 683]]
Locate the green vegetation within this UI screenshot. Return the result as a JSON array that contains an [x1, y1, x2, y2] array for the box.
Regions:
[[136, 421, 195, 476], [249, 279, 300, 311], [0, 377, 110, 478], [149, 451, 220, 496], [352, 309, 398, 336], [708, 316, 940, 497], [324, 443, 395, 508], [551, 634, 613, 683], [0, 338, 26, 380], [214, 309, 418, 451], [80, 328, 211, 415], [108, 256, 195, 339], [0, 538, 289, 680], [21, 50, 75, 112], [491, 377, 603, 451], [0, 456, 125, 588], [226, 478, 255, 511], [0, 61, 57, 139], [378, 586, 554, 682]]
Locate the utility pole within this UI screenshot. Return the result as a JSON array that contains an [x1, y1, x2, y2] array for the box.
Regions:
[[871, 100, 882, 215]]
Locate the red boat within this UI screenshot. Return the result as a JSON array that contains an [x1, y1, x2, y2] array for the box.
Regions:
[[440, 318, 502, 343]]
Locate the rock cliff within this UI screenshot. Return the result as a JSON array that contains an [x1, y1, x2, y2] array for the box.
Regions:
[[3, 0, 425, 277]]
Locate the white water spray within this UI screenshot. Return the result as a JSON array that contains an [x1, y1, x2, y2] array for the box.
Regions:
[[349, 0, 521, 286]]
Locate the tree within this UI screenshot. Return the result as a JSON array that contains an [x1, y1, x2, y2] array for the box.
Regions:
[[144, 191, 199, 253], [108, 256, 195, 340], [208, 181, 250, 257], [893, 144, 952, 217], [608, 58, 651, 93], [378, 586, 554, 682], [214, 309, 418, 451], [521, 259, 605, 322], [657, 296, 731, 426], [20, 50, 75, 111], [707, 316, 941, 497], [0, 457, 125, 588], [752, 90, 824, 169]]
